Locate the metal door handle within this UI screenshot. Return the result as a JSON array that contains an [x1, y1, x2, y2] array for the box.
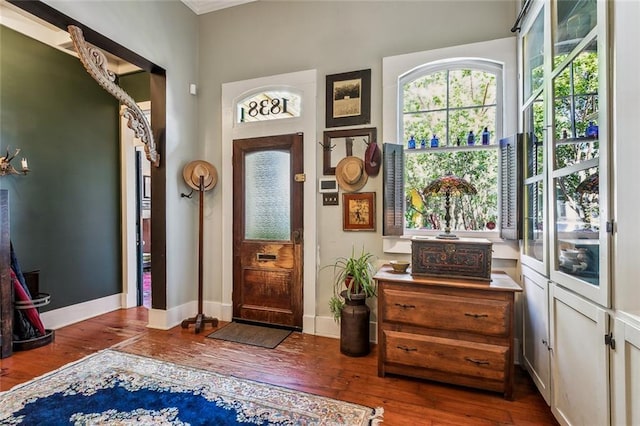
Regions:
[[394, 303, 416, 309], [464, 313, 489, 318], [465, 357, 490, 365]]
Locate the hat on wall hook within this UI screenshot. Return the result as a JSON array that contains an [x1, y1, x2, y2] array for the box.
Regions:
[[363, 140, 381, 177], [181, 160, 218, 197]]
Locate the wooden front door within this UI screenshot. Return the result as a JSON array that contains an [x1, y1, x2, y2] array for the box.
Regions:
[[232, 133, 304, 329]]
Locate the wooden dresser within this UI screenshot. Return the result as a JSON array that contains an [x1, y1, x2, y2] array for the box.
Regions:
[[375, 267, 522, 399]]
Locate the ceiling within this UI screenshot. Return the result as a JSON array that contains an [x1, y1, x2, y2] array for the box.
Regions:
[[180, 0, 257, 15]]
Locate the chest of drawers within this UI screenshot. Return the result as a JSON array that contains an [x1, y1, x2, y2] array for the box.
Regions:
[[374, 267, 522, 399]]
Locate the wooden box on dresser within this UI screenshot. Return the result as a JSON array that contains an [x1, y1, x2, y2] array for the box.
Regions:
[[374, 266, 522, 399]]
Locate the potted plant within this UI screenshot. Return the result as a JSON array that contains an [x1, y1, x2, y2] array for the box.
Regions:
[[327, 246, 377, 357]]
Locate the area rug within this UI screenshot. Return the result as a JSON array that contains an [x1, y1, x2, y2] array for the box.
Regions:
[[0, 349, 383, 425], [207, 322, 292, 349]]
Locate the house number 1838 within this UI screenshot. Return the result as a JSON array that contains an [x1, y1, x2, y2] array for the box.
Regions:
[[240, 98, 289, 122]]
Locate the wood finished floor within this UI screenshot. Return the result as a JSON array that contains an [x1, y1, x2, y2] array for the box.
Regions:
[[0, 308, 557, 425]]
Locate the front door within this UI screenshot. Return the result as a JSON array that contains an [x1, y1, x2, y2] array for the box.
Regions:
[[232, 133, 304, 329]]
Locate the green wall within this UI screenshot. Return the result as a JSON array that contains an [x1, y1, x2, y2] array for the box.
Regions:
[[120, 71, 150, 103], [0, 26, 121, 311]]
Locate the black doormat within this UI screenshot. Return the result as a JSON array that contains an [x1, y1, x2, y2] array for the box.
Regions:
[[206, 322, 292, 349]]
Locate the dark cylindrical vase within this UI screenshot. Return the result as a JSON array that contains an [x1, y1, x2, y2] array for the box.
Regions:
[[340, 292, 370, 357]]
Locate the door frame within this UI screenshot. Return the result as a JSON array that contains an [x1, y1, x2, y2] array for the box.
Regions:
[[121, 101, 151, 309], [221, 70, 317, 333]]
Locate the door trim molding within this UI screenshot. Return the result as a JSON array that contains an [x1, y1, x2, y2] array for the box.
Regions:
[[221, 69, 317, 333]]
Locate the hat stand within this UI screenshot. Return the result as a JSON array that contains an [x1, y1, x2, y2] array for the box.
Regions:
[[181, 175, 218, 333]]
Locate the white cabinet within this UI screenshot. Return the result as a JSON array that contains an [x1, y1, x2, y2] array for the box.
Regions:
[[613, 313, 640, 426], [550, 284, 610, 426], [522, 265, 551, 404], [518, 1, 639, 424]]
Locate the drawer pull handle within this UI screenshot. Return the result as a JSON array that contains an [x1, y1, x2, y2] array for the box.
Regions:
[[397, 345, 417, 352], [395, 303, 416, 309], [464, 313, 488, 318], [465, 357, 490, 365]]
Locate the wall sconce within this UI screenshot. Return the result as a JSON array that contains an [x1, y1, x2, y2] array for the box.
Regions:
[[0, 147, 30, 176]]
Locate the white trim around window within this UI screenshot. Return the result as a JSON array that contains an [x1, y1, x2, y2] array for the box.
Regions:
[[382, 37, 518, 258]]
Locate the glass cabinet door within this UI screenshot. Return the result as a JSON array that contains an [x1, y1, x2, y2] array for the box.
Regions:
[[521, 5, 547, 271], [550, 0, 609, 307], [522, 94, 545, 265]]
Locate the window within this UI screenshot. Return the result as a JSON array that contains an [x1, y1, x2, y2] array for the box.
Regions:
[[382, 37, 518, 242], [236, 89, 301, 123], [402, 61, 501, 234]]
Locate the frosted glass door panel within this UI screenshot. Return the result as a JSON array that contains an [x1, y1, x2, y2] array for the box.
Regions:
[[244, 150, 290, 241]]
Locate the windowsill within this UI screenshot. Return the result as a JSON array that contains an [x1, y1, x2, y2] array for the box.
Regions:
[[383, 234, 520, 260]]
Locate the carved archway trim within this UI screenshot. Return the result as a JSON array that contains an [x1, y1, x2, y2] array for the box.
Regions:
[[67, 25, 159, 167]]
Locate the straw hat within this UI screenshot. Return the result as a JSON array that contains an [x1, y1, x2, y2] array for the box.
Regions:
[[336, 156, 368, 192], [364, 141, 381, 176], [183, 160, 218, 191]]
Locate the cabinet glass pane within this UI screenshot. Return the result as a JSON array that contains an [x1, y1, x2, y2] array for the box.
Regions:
[[244, 150, 290, 241], [524, 95, 545, 178], [555, 167, 599, 286], [554, 0, 597, 66], [524, 180, 544, 261], [553, 41, 599, 170], [523, 10, 544, 101]]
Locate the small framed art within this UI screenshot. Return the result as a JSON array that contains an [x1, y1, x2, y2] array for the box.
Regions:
[[343, 192, 375, 231], [326, 69, 371, 128]]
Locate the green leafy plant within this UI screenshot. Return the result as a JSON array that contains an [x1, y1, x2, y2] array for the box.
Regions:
[[325, 247, 377, 321]]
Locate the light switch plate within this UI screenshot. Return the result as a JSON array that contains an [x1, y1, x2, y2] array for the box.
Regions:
[[322, 192, 339, 206]]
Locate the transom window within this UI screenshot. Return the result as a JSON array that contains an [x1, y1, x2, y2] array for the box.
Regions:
[[236, 89, 301, 123], [400, 60, 503, 234]]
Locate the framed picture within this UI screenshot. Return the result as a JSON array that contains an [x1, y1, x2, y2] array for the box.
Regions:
[[322, 127, 376, 175], [143, 175, 151, 199], [343, 192, 375, 231], [326, 69, 371, 128]]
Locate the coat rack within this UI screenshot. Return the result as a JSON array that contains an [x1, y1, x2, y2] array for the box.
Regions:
[[181, 161, 218, 333]]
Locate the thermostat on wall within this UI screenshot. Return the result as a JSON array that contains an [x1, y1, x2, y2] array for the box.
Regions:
[[318, 178, 338, 193]]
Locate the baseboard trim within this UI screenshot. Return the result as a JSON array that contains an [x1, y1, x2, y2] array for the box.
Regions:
[[40, 294, 122, 330]]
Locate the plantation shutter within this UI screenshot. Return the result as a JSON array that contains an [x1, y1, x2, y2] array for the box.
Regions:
[[383, 143, 404, 236], [499, 134, 523, 240]]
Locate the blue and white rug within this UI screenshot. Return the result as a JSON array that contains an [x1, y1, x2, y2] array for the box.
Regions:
[[0, 349, 383, 425]]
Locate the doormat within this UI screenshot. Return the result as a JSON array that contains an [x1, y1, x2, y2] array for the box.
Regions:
[[207, 322, 292, 349], [0, 349, 384, 425]]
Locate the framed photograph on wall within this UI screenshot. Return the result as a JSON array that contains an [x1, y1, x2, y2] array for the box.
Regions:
[[343, 192, 375, 231], [326, 69, 371, 128], [322, 127, 376, 175]]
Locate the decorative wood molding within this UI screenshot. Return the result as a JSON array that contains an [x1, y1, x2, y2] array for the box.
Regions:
[[67, 25, 159, 167]]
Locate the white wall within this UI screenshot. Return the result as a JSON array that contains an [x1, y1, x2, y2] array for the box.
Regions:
[[196, 1, 517, 325], [612, 0, 640, 314]]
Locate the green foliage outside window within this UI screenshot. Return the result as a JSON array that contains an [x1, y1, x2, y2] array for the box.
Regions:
[[402, 67, 498, 232], [405, 150, 498, 231], [553, 47, 600, 231]]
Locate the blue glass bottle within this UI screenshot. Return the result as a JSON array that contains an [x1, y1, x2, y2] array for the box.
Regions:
[[482, 127, 490, 145], [467, 131, 475, 146], [408, 135, 416, 149], [586, 121, 599, 139], [420, 138, 426, 149], [430, 134, 439, 148]]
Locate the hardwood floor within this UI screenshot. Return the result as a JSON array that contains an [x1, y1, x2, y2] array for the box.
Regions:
[[0, 308, 557, 425]]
